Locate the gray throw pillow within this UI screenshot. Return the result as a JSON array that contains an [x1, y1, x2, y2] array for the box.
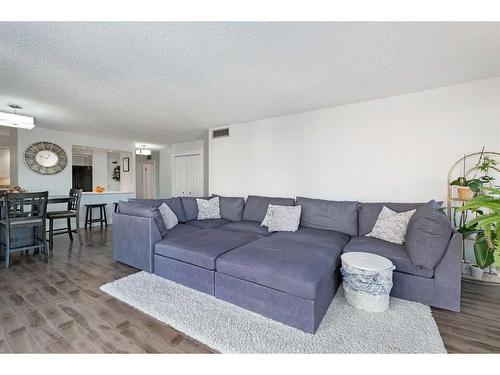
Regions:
[[118, 201, 168, 237], [158, 203, 179, 229], [405, 200, 452, 269], [218, 196, 244, 222]]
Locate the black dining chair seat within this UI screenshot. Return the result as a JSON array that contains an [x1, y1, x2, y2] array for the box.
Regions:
[[46, 210, 77, 219]]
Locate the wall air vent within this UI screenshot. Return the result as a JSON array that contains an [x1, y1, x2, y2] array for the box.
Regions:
[[212, 128, 229, 139]]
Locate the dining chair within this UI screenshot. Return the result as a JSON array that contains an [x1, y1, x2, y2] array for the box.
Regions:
[[0, 191, 49, 268], [46, 188, 83, 252]]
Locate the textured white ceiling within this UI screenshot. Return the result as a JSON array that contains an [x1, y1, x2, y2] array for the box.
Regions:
[[0, 22, 499, 145]]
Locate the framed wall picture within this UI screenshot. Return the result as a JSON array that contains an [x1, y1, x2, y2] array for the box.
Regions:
[[122, 157, 130, 172]]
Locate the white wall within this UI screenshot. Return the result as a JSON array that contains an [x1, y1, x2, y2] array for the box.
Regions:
[[0, 127, 18, 186], [120, 152, 133, 192], [159, 148, 172, 197], [209, 77, 500, 203], [17, 127, 137, 195], [0, 148, 10, 180], [92, 149, 109, 189]]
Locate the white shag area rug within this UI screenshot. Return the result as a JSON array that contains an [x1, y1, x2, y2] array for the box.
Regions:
[[100, 271, 446, 354]]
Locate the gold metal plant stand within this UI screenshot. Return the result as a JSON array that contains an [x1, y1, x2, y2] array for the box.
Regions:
[[446, 151, 500, 285]]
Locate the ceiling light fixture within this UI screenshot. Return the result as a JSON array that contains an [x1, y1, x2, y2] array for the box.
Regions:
[[136, 145, 151, 156], [0, 105, 36, 130]]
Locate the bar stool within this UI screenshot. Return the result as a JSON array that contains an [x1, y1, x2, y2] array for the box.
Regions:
[[113, 202, 119, 213], [84, 203, 108, 229], [46, 189, 83, 252]]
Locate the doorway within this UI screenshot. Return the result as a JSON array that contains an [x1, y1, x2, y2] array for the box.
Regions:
[[140, 161, 156, 199]]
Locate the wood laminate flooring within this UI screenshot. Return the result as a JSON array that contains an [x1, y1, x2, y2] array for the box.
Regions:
[[0, 226, 499, 353]]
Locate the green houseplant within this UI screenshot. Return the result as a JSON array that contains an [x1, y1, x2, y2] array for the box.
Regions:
[[450, 177, 482, 200], [458, 186, 500, 270], [478, 156, 497, 184]]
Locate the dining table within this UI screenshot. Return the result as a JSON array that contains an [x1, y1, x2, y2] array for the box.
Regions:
[[0, 195, 72, 261]]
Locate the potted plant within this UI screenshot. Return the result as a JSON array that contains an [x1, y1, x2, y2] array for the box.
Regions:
[[450, 150, 497, 201], [450, 177, 482, 200], [459, 186, 500, 279]]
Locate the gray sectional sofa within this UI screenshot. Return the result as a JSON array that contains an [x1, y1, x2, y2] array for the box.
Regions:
[[112, 195, 461, 333]]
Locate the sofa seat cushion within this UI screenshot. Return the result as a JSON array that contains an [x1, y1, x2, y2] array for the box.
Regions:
[[218, 220, 273, 236], [271, 227, 351, 250], [164, 223, 202, 238], [188, 218, 230, 229], [342, 236, 434, 278], [216, 237, 342, 300], [155, 229, 259, 270]]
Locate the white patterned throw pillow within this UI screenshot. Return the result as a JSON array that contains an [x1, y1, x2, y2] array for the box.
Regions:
[[261, 204, 276, 227], [196, 197, 221, 220], [158, 203, 179, 230], [366, 206, 416, 244], [262, 204, 302, 233]]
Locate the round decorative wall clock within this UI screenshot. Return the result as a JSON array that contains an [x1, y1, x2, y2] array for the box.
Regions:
[[24, 141, 68, 175]]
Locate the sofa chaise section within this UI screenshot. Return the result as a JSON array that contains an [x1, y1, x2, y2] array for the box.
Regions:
[[154, 228, 260, 295], [343, 232, 462, 311], [215, 234, 349, 333], [351, 202, 461, 312], [113, 211, 201, 272]]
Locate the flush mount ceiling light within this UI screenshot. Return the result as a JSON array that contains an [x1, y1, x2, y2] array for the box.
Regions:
[[0, 104, 36, 130], [136, 145, 151, 156]]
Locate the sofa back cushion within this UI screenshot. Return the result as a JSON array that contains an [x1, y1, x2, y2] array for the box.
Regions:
[[404, 200, 452, 269], [118, 201, 168, 237], [358, 202, 422, 236], [242, 195, 295, 222], [296, 197, 358, 236], [181, 196, 212, 222], [128, 198, 187, 223], [218, 196, 245, 222]]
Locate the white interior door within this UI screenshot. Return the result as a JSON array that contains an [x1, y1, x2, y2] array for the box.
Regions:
[[142, 162, 156, 199], [173, 154, 203, 196]]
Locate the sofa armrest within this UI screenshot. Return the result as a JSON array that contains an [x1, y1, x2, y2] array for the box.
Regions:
[[112, 213, 162, 273], [433, 231, 462, 311]]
